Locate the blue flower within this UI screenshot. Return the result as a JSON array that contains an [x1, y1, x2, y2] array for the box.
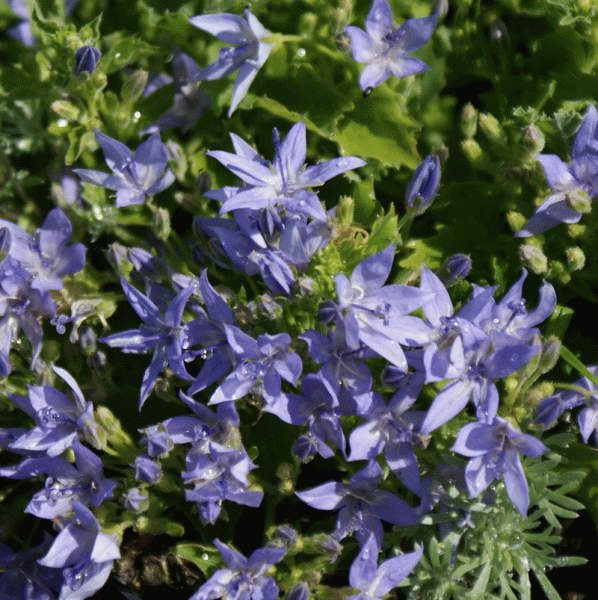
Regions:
[[205, 121, 366, 223], [74, 129, 175, 207], [347, 533, 423, 600], [515, 104, 598, 236], [451, 416, 547, 515], [188, 539, 285, 600], [344, 0, 438, 91], [37, 501, 121, 600], [190, 8, 273, 116], [98, 277, 195, 409]]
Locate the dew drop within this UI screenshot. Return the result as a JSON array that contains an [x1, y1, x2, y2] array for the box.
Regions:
[[132, 111, 141, 123], [201, 553, 209, 560], [115, 52, 121, 58], [297, 48, 306, 57], [57, 119, 68, 128]]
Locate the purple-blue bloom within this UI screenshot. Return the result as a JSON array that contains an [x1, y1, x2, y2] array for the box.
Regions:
[[98, 277, 195, 409], [295, 459, 418, 551], [0, 207, 86, 293], [516, 104, 598, 236], [347, 532, 423, 600], [451, 416, 547, 515], [344, 0, 438, 91], [190, 9, 273, 117], [205, 121, 366, 223], [74, 129, 175, 207], [7, 365, 98, 456], [37, 501, 121, 600], [188, 539, 285, 600]]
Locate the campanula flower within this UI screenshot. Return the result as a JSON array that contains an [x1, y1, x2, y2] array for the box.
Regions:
[[74, 129, 175, 207], [190, 8, 273, 116], [98, 277, 195, 409], [188, 539, 285, 600], [347, 533, 423, 600], [451, 416, 547, 515], [516, 104, 598, 236], [205, 121, 366, 223], [344, 0, 438, 91]]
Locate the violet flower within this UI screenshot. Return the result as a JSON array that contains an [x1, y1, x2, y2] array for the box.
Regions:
[[189, 9, 273, 117], [98, 277, 195, 409], [347, 533, 423, 600], [451, 416, 547, 515], [73, 129, 175, 207], [0, 207, 86, 293], [74, 46, 100, 77], [188, 539, 285, 600], [516, 104, 598, 236], [344, 0, 438, 91], [205, 121, 366, 223], [37, 501, 121, 600]]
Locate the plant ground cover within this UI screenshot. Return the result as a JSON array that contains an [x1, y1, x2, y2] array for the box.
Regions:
[[3, 0, 598, 599]]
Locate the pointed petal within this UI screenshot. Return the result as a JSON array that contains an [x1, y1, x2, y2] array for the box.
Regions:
[[299, 156, 366, 187], [295, 481, 345, 510], [139, 345, 166, 409], [419, 378, 474, 434], [189, 13, 253, 45], [344, 26, 382, 63], [358, 60, 391, 90], [393, 13, 438, 52], [364, 0, 393, 40], [536, 154, 577, 190], [120, 277, 162, 325], [94, 128, 132, 173], [205, 150, 278, 186]]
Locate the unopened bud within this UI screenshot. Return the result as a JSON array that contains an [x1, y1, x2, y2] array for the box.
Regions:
[[461, 103, 477, 138], [122, 69, 149, 101], [437, 253, 472, 286], [506, 210, 526, 233], [285, 583, 310, 600], [405, 155, 441, 214], [565, 188, 591, 213], [478, 113, 507, 145], [522, 124, 545, 154], [154, 207, 171, 240], [461, 139, 484, 165], [548, 260, 570, 284], [567, 223, 586, 238], [565, 246, 585, 271], [74, 45, 101, 77], [519, 244, 548, 274], [538, 336, 561, 374]]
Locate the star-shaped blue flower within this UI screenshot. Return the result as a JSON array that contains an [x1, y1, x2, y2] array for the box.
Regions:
[[190, 8, 273, 117], [344, 0, 438, 91]]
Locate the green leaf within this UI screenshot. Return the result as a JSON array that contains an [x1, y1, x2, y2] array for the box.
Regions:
[[252, 96, 329, 139], [543, 304, 573, 340], [101, 35, 161, 74], [174, 543, 221, 575], [335, 92, 420, 170]]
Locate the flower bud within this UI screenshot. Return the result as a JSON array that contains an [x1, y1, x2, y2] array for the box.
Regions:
[[437, 253, 472, 286], [566, 246, 585, 271], [522, 124, 545, 154], [285, 582, 310, 600], [567, 223, 586, 238], [565, 189, 591, 213], [548, 260, 570, 284], [538, 336, 561, 375], [506, 210, 526, 233], [461, 103, 477, 138], [405, 155, 441, 214], [478, 113, 507, 145], [519, 244, 548, 274], [74, 45, 101, 77]]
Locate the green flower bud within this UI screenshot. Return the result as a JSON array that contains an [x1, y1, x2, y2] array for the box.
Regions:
[[519, 244, 548, 274], [565, 188, 591, 213], [548, 260, 570, 284], [461, 103, 477, 138], [478, 113, 507, 145], [566, 246, 586, 271], [567, 223, 586, 238], [522, 123, 545, 154], [506, 210, 526, 232], [538, 336, 561, 375]]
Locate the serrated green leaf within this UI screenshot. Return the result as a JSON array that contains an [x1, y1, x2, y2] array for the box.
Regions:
[[252, 96, 329, 138], [101, 35, 161, 74]]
